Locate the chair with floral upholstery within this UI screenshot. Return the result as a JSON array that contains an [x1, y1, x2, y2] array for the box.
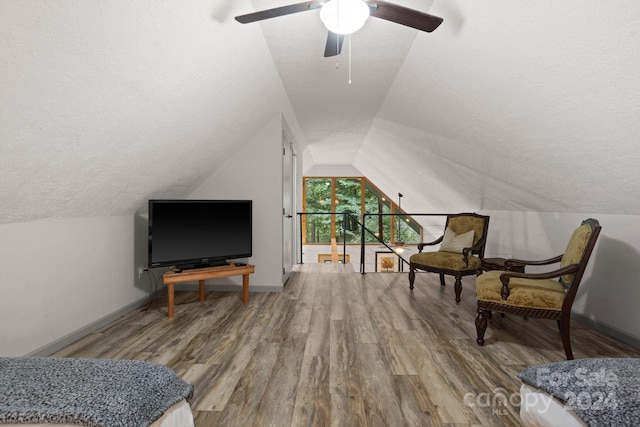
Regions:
[[408, 213, 490, 302], [475, 218, 601, 360]]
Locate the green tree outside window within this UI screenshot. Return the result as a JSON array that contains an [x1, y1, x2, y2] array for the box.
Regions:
[[303, 177, 422, 245]]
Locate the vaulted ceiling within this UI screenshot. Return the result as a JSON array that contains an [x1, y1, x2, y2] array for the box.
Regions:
[[2, 0, 640, 224]]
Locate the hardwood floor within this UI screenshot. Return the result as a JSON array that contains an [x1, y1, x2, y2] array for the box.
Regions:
[[53, 264, 640, 426]]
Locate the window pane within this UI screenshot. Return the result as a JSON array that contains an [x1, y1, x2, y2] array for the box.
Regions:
[[396, 214, 421, 244], [363, 182, 391, 243], [335, 178, 361, 243], [305, 178, 332, 243]]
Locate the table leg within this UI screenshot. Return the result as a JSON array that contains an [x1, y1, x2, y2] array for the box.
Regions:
[[242, 274, 249, 303], [167, 283, 174, 318], [199, 280, 205, 302]]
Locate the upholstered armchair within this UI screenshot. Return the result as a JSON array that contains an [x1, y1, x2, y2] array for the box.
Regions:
[[409, 213, 490, 302], [475, 218, 601, 360]]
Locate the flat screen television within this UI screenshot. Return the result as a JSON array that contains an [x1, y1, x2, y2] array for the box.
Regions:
[[148, 199, 252, 269]]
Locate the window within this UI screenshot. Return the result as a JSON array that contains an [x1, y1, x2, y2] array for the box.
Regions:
[[302, 177, 422, 245], [304, 178, 332, 243], [363, 180, 391, 243], [335, 178, 361, 243]]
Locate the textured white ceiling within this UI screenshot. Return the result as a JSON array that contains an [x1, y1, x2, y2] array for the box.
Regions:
[[365, 0, 640, 214], [0, 0, 297, 223], [2, 0, 640, 224]]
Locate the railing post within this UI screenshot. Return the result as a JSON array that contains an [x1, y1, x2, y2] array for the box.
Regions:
[[299, 213, 304, 264], [342, 212, 347, 264], [360, 214, 366, 274]]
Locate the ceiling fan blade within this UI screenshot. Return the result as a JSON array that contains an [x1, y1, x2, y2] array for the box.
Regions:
[[324, 32, 344, 57], [369, 0, 443, 32], [235, 1, 323, 24]]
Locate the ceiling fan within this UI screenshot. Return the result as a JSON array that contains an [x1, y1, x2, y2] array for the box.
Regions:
[[235, 0, 443, 57]]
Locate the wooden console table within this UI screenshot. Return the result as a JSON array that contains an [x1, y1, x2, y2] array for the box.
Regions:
[[162, 263, 255, 318]]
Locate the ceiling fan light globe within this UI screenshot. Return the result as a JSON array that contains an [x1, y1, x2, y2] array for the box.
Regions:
[[320, 0, 370, 35]]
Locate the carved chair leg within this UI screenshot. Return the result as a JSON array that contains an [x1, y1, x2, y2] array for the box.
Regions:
[[439, 273, 446, 287], [409, 267, 416, 291], [560, 317, 574, 360], [476, 309, 489, 346], [454, 276, 462, 303]]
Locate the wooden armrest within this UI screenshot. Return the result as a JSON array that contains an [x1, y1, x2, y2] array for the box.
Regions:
[[461, 236, 486, 264], [462, 246, 474, 264], [417, 235, 444, 252], [464, 236, 486, 255], [499, 264, 578, 299], [504, 254, 563, 268]]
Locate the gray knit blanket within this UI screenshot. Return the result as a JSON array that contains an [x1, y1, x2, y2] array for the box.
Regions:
[[519, 358, 640, 427], [0, 357, 194, 427]]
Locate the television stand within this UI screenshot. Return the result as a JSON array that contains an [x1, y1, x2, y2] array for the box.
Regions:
[[162, 263, 255, 318]]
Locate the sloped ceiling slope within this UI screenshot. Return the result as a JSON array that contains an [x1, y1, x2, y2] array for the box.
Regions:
[[362, 0, 640, 215], [351, 1, 640, 214], [0, 0, 297, 224]]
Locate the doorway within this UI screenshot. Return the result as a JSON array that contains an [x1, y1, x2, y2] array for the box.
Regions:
[[282, 132, 297, 284]]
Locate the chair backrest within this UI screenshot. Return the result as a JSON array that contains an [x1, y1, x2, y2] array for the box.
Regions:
[[445, 213, 490, 257], [559, 219, 601, 302]]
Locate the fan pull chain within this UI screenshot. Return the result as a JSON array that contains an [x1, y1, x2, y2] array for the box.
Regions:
[[335, 0, 340, 70], [348, 33, 352, 85], [336, 33, 340, 69]]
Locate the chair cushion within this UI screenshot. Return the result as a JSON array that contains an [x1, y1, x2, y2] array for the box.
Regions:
[[410, 251, 481, 271], [447, 215, 486, 247], [439, 227, 475, 253], [559, 223, 593, 285], [476, 270, 566, 310]]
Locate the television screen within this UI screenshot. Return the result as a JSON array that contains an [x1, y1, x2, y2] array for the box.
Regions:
[[148, 199, 252, 269]]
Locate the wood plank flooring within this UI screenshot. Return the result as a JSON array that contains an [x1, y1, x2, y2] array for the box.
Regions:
[[53, 264, 640, 426]]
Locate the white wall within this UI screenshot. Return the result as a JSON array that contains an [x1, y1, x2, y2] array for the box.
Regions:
[[188, 114, 287, 290], [303, 164, 363, 177], [0, 112, 299, 357], [0, 215, 145, 357], [484, 211, 640, 343]]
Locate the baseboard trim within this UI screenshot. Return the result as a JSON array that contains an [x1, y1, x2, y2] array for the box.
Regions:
[[27, 292, 639, 357], [27, 285, 282, 356], [572, 312, 640, 350], [26, 289, 166, 357]]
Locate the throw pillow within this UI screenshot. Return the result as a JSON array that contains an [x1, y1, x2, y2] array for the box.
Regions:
[[439, 228, 475, 253]]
